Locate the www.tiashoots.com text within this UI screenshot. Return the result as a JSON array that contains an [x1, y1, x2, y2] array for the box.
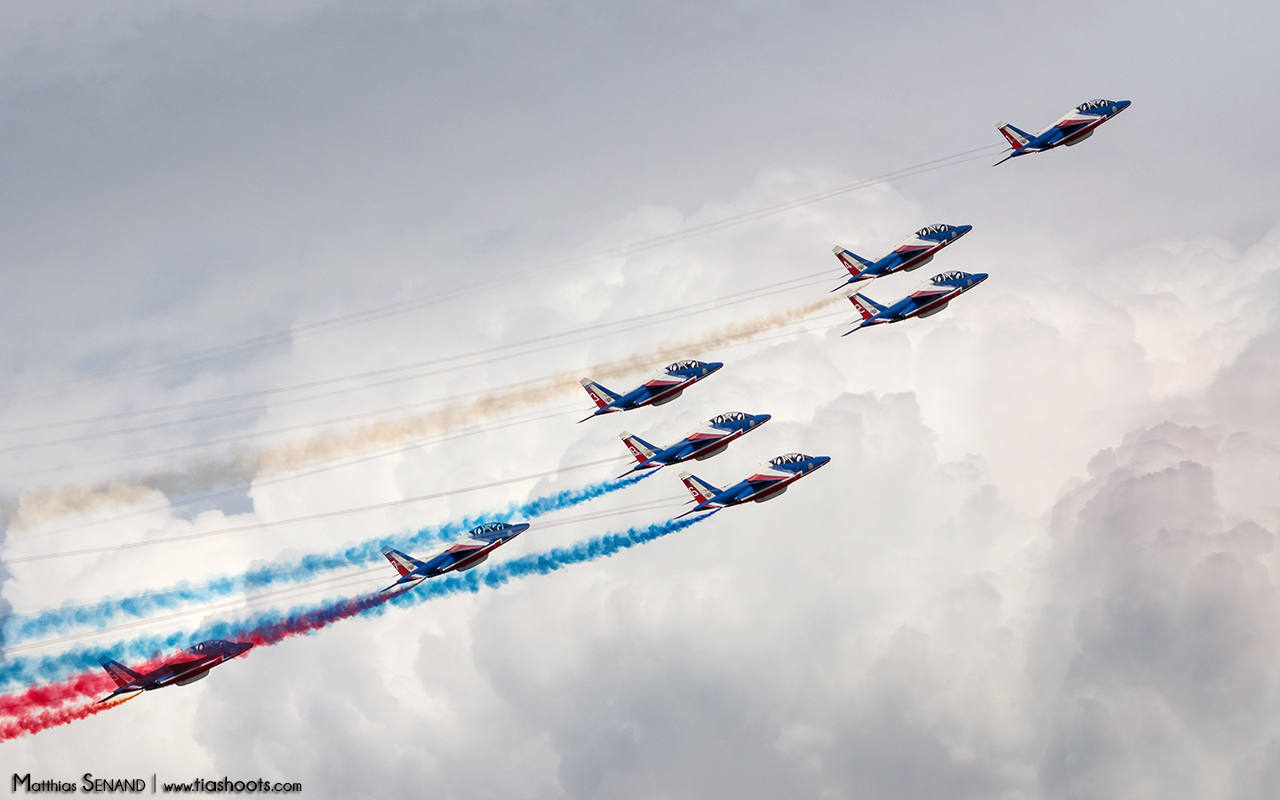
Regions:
[[11, 774, 301, 794]]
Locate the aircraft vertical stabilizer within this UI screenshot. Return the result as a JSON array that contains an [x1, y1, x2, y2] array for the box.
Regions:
[[619, 432, 658, 463], [996, 121, 1031, 148], [381, 546, 427, 577], [580, 379, 621, 410], [843, 288, 886, 321], [678, 472, 720, 505], [833, 246, 875, 278], [99, 659, 143, 688]]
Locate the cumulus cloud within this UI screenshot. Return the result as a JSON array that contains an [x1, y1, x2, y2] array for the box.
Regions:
[[4, 3, 1280, 799]]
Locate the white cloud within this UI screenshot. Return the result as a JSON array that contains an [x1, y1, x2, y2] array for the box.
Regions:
[[4, 3, 1280, 798]]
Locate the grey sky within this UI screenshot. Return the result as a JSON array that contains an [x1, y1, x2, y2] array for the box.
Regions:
[[2, 2, 1279, 798]]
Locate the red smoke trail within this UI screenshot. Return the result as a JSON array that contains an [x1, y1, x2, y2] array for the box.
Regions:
[[1, 514, 702, 739], [244, 592, 389, 648], [0, 693, 136, 740], [0, 597, 391, 742], [0, 656, 167, 742], [0, 671, 115, 717]]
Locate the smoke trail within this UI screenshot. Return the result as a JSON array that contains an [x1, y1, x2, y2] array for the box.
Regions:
[[15, 295, 838, 526], [4, 475, 648, 647], [0, 693, 135, 741], [10, 451, 261, 530], [255, 297, 839, 472], [0, 514, 710, 739], [0, 514, 709, 701], [0, 670, 116, 717]]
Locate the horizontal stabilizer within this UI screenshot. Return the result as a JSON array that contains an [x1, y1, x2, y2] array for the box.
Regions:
[[97, 688, 144, 706], [99, 658, 143, 688], [381, 546, 427, 577]]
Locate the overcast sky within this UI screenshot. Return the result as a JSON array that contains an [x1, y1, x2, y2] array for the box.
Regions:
[[2, 1, 1279, 798]]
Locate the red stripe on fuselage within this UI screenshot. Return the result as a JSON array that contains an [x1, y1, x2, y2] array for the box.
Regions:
[[441, 540, 504, 574], [636, 379, 694, 407]]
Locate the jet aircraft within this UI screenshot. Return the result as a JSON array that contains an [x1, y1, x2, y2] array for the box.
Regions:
[[617, 411, 771, 478], [995, 99, 1131, 165], [97, 639, 253, 704], [843, 270, 988, 334], [380, 521, 530, 593], [832, 223, 973, 288], [580, 360, 723, 422], [678, 452, 830, 516]]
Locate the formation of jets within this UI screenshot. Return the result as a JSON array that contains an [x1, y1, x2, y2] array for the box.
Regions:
[[829, 97, 1129, 333], [92, 97, 1125, 706], [98, 640, 252, 704]]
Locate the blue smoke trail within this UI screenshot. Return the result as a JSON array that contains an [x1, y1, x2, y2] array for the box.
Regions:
[[2, 474, 648, 647], [0, 513, 707, 691]]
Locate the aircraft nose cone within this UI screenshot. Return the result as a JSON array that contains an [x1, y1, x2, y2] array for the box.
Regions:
[[971, 272, 989, 285], [1118, 99, 1132, 110], [705, 362, 724, 375], [813, 455, 832, 468], [509, 522, 531, 536], [755, 413, 772, 426], [955, 224, 973, 237], [236, 642, 254, 656]]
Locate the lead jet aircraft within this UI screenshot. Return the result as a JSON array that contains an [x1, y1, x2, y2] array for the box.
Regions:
[[380, 521, 530, 593], [677, 452, 830, 517], [617, 411, 771, 478], [97, 639, 253, 704], [833, 223, 973, 288], [580, 360, 723, 422], [995, 98, 1131, 165], [843, 270, 988, 334]]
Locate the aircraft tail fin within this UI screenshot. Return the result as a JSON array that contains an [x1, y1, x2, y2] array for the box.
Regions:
[[580, 378, 620, 410], [99, 658, 143, 688], [832, 245, 875, 278], [996, 121, 1032, 149], [619, 431, 659, 464], [843, 287, 887, 321], [678, 471, 721, 505], [381, 546, 428, 577]]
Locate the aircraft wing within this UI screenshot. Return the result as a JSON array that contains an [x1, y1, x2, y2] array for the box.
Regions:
[[665, 442, 697, 461]]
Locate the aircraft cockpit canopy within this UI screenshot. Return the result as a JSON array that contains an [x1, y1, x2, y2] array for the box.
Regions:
[[1076, 99, 1114, 111], [185, 640, 233, 656], [931, 271, 968, 284], [915, 223, 954, 236], [471, 522, 509, 535], [665, 360, 706, 372], [710, 412, 750, 424], [768, 453, 812, 466]]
